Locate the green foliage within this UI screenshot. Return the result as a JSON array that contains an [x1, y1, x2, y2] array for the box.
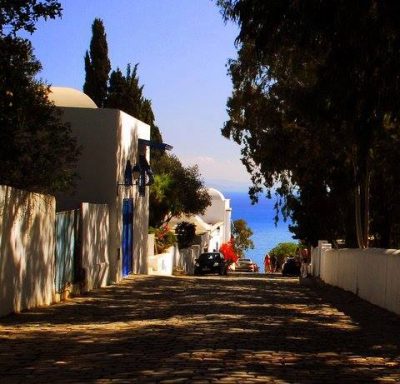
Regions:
[[106, 64, 143, 116], [83, 18, 111, 107], [149, 154, 211, 227], [219, 0, 400, 248], [175, 221, 196, 249], [0, 1, 79, 193], [0, 0, 62, 37], [105, 64, 164, 163], [232, 219, 254, 258], [269, 242, 299, 267], [162, 231, 177, 250], [0, 36, 79, 193]]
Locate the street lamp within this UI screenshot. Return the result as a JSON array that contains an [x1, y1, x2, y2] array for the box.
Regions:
[[117, 138, 173, 196]]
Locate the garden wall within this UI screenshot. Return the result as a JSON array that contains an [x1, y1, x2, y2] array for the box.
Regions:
[[0, 186, 56, 317], [176, 245, 201, 275], [81, 203, 110, 291], [314, 245, 400, 316], [147, 244, 201, 276], [0, 188, 114, 317], [148, 247, 175, 275]]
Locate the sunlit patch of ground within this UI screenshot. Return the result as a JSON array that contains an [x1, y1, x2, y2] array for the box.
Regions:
[[0, 274, 399, 383]]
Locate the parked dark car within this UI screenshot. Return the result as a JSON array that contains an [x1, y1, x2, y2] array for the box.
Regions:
[[194, 252, 228, 275], [281, 256, 300, 276]]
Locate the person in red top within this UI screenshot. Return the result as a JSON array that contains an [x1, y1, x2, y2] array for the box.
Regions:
[[264, 254, 271, 273]]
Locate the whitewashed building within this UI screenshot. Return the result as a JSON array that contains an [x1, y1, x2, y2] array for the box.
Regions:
[[169, 187, 232, 252], [199, 188, 232, 250], [50, 87, 151, 284]]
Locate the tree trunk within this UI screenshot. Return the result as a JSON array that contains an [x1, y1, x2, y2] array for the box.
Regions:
[[354, 184, 365, 248], [362, 164, 370, 248], [353, 143, 371, 249]]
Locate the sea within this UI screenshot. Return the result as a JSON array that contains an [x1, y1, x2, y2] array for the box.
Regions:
[[223, 191, 295, 272]]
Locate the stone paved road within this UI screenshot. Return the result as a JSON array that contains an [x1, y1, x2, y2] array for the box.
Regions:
[[0, 274, 399, 384]]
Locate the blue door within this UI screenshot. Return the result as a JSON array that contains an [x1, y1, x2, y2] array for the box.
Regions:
[[55, 209, 81, 292], [55, 211, 75, 293], [122, 198, 134, 276]]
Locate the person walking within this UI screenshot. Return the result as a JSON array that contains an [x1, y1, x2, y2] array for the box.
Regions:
[[264, 254, 271, 273], [300, 248, 310, 278]]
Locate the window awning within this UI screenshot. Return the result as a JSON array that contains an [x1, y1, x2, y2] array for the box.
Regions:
[[139, 138, 173, 151]]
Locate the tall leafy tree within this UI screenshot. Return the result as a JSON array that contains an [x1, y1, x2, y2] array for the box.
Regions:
[[219, 0, 400, 247], [232, 219, 254, 258], [149, 154, 211, 227], [141, 98, 164, 163], [0, 0, 62, 37], [83, 18, 111, 107], [269, 242, 299, 269], [0, 1, 80, 193]]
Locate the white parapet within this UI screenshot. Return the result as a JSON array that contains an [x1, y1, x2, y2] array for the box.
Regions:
[[318, 245, 400, 316], [148, 247, 174, 276]]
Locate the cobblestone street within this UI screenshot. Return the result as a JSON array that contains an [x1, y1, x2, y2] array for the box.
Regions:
[[1, 274, 399, 383]]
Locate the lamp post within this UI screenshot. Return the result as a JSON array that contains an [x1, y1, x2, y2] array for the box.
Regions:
[[117, 158, 154, 196], [117, 138, 173, 196]]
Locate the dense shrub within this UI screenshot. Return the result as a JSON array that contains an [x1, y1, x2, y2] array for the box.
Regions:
[[175, 221, 196, 249]]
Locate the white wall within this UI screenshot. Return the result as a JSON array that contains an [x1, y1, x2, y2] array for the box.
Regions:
[[148, 244, 201, 276], [199, 188, 232, 247], [148, 248, 174, 276], [316, 246, 400, 316], [56, 107, 150, 283], [148, 233, 155, 257], [115, 111, 150, 277], [0, 186, 55, 317], [201, 190, 227, 221], [224, 206, 232, 243], [81, 203, 109, 291], [176, 245, 201, 275], [56, 108, 119, 209], [311, 240, 332, 277]]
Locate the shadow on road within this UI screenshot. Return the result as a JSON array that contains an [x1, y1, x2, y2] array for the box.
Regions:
[[0, 274, 399, 383]]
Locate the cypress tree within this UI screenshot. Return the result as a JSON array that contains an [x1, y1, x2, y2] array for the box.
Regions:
[[105, 64, 143, 117], [105, 64, 164, 162], [83, 18, 111, 107]]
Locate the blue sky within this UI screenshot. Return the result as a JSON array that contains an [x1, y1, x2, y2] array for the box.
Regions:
[[25, 0, 252, 192]]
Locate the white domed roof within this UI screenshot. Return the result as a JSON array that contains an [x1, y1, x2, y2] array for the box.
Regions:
[[207, 188, 225, 201], [49, 87, 97, 108]]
